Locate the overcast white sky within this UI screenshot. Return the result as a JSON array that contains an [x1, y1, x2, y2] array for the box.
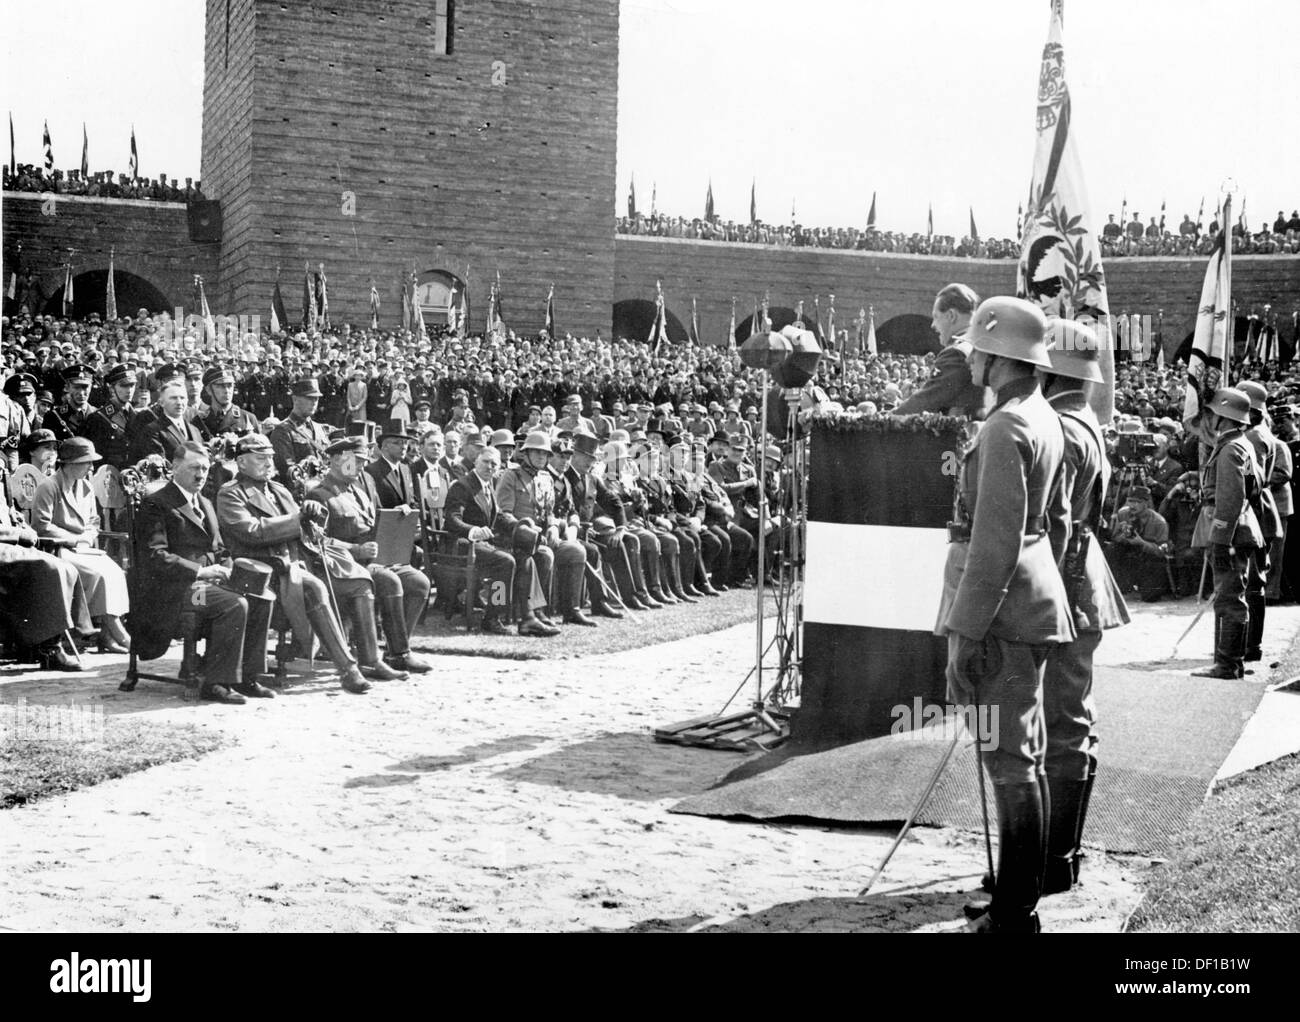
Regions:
[[4, 0, 1298, 240]]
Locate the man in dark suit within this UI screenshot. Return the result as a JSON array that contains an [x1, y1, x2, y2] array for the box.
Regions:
[[132, 441, 275, 703], [444, 445, 557, 637], [125, 362, 184, 458], [892, 283, 992, 419], [131, 379, 206, 463], [365, 419, 419, 509]]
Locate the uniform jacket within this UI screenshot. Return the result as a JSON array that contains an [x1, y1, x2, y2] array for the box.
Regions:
[[1049, 390, 1129, 632], [893, 338, 992, 419], [564, 465, 627, 526], [133, 480, 230, 660], [216, 474, 306, 572], [43, 402, 97, 442], [270, 414, 330, 482], [937, 376, 1075, 644], [1244, 423, 1287, 537], [196, 403, 260, 442], [307, 472, 383, 547], [82, 399, 136, 469], [496, 463, 558, 531], [1269, 433, 1294, 517], [1193, 428, 1265, 549]]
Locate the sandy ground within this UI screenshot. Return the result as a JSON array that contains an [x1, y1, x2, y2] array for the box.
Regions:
[[4, 593, 1295, 934]]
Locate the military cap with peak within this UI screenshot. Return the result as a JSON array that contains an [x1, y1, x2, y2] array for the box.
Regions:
[[235, 433, 274, 456], [291, 377, 323, 398], [203, 365, 235, 388], [63, 364, 95, 385], [325, 435, 368, 457]]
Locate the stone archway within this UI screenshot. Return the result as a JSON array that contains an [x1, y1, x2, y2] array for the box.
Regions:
[[42, 269, 173, 319], [875, 314, 934, 355], [416, 270, 469, 329], [612, 299, 689, 344]]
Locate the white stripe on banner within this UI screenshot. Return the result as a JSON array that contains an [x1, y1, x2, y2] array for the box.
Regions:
[[803, 522, 948, 631]]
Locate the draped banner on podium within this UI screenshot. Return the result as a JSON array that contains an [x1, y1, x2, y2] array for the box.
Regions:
[[795, 415, 965, 747]]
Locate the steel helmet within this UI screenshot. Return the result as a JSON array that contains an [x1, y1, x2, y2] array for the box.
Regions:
[[1043, 318, 1103, 383], [968, 296, 1051, 368], [1206, 387, 1251, 425], [490, 428, 516, 448], [520, 431, 553, 454], [1236, 380, 1267, 412]]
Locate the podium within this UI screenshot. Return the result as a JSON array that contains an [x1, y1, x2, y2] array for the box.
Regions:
[[794, 415, 965, 746]]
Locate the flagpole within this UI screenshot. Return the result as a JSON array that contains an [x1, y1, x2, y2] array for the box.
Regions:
[[1223, 192, 1233, 379]]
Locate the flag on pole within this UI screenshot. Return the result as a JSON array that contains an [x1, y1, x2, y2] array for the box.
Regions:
[[545, 284, 556, 339], [43, 121, 53, 174], [927, 203, 934, 237], [197, 274, 216, 343], [866, 191, 877, 230], [129, 127, 138, 181], [80, 123, 88, 177], [750, 180, 757, 225], [791, 198, 797, 226], [490, 270, 506, 335], [271, 275, 287, 334], [751, 299, 760, 341], [689, 296, 700, 345], [1017, 202, 1024, 243], [649, 281, 668, 353], [459, 278, 469, 336], [969, 207, 979, 242], [5, 242, 18, 301], [1183, 207, 1232, 424], [795, 299, 806, 327], [760, 290, 772, 333], [1197, 196, 1205, 234], [446, 281, 459, 332], [1158, 200, 1166, 234], [369, 281, 380, 330], [401, 274, 411, 332], [728, 296, 737, 349], [650, 182, 657, 217], [826, 293, 836, 354], [1017, 0, 1114, 420], [62, 261, 74, 317], [106, 247, 117, 321], [705, 180, 714, 222], [8, 113, 14, 176], [316, 264, 330, 330], [302, 262, 317, 330], [411, 269, 427, 339], [865, 305, 878, 356], [628, 176, 636, 219]]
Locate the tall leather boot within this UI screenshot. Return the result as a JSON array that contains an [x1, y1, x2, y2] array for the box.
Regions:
[[645, 543, 676, 604], [1193, 615, 1246, 678], [1071, 754, 1098, 885], [970, 781, 1044, 933], [1042, 775, 1086, 895], [351, 595, 408, 680], [1245, 591, 1265, 662], [306, 603, 370, 694], [665, 545, 696, 602], [381, 594, 431, 673]]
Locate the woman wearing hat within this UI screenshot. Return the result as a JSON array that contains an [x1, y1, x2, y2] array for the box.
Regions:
[[30, 437, 132, 653]]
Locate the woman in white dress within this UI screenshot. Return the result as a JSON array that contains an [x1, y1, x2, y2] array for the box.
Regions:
[[30, 437, 132, 653], [345, 369, 369, 425], [389, 375, 412, 425]]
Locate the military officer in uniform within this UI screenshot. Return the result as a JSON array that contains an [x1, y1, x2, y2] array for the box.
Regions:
[[1237, 381, 1288, 661], [1037, 320, 1129, 896], [195, 365, 261, 442], [307, 436, 433, 674], [82, 364, 139, 470], [937, 296, 1075, 933], [1186, 388, 1265, 679], [1, 378, 33, 473], [270, 378, 331, 482], [43, 364, 98, 442]]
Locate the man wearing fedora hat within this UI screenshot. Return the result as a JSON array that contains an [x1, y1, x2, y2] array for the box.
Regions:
[[132, 441, 276, 702], [308, 435, 433, 673], [937, 296, 1075, 933], [195, 364, 260, 442], [270, 377, 331, 482]]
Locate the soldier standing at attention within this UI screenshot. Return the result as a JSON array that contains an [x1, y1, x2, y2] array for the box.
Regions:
[[270, 378, 331, 482], [937, 296, 1075, 934]]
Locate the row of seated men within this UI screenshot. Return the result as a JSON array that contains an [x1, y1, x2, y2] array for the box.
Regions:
[[1, 410, 782, 704]]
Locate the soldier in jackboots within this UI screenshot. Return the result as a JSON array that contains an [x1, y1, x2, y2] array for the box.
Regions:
[[938, 297, 1075, 934]]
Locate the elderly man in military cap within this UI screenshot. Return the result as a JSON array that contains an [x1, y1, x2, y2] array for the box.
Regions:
[[938, 296, 1075, 933], [217, 432, 405, 693], [307, 435, 433, 674], [43, 364, 98, 442], [496, 430, 594, 626], [270, 377, 331, 482], [195, 364, 260, 442], [1184, 387, 1266, 679]]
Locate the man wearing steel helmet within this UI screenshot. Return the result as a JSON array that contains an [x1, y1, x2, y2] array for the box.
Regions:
[[937, 296, 1075, 933], [1036, 320, 1129, 898], [1236, 380, 1290, 658], [1185, 387, 1266, 679]]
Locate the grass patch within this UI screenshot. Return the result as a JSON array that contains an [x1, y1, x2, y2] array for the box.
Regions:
[[1, 716, 227, 809], [1128, 751, 1300, 932], [412, 586, 765, 660]]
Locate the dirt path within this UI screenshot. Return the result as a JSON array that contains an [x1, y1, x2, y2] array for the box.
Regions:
[[5, 602, 1242, 932]]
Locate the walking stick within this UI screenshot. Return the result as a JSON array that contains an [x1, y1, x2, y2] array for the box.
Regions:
[[1168, 549, 1212, 659], [858, 729, 961, 898], [974, 725, 995, 882]]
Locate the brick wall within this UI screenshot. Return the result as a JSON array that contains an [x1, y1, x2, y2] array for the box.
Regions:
[[202, 0, 619, 338], [1, 193, 219, 314]]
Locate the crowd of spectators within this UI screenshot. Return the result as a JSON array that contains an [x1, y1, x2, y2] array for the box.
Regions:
[[2, 164, 203, 203]]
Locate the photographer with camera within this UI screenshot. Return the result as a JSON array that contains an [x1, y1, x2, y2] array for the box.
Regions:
[[1158, 472, 1204, 596], [1104, 486, 1170, 601]]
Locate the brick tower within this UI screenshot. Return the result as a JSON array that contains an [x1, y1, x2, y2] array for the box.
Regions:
[[201, 0, 619, 338]]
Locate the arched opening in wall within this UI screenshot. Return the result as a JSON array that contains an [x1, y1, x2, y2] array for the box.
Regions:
[[612, 299, 688, 344], [416, 270, 469, 327], [42, 270, 173, 319], [734, 307, 825, 345], [875, 314, 934, 355]]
